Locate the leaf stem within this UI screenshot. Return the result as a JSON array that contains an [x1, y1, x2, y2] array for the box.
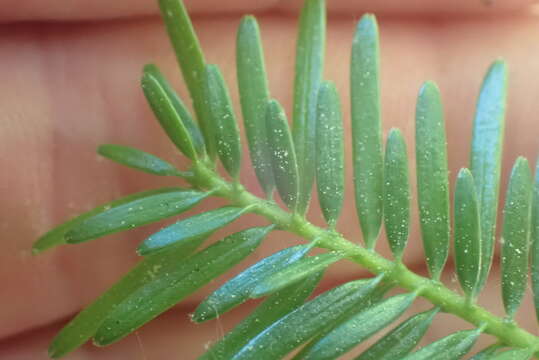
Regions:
[[189, 161, 539, 356]]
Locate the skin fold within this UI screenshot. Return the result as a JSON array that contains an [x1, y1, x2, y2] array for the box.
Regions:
[[0, 0, 538, 358]]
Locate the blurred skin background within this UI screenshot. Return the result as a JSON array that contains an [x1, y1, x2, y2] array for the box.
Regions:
[[0, 0, 539, 358]]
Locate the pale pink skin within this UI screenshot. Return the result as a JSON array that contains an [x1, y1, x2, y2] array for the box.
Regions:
[[0, 1, 538, 358]]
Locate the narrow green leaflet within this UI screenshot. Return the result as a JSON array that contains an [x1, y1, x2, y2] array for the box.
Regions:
[[47, 235, 206, 358], [204, 64, 242, 179], [294, 293, 415, 360], [469, 344, 503, 360], [137, 206, 252, 255], [33, 187, 186, 253], [142, 64, 201, 160], [355, 308, 439, 360], [266, 99, 299, 210], [454, 168, 482, 300], [383, 128, 410, 260], [94, 226, 271, 346], [351, 14, 383, 249], [250, 252, 343, 298], [531, 159, 539, 322], [192, 244, 312, 323], [292, 0, 326, 215], [401, 328, 482, 360], [65, 189, 210, 244], [97, 144, 181, 176], [158, 0, 214, 157], [501, 157, 532, 318], [231, 276, 383, 360], [236, 15, 274, 197], [489, 349, 534, 360], [415, 81, 450, 280], [470, 60, 507, 292], [316, 81, 344, 226], [199, 272, 323, 360]]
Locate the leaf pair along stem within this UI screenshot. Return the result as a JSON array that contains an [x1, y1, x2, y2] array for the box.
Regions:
[[186, 158, 539, 356]]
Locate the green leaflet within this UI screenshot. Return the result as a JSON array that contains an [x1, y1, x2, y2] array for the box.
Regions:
[[351, 14, 383, 249], [250, 252, 343, 298], [415, 81, 450, 280], [501, 157, 532, 318], [158, 0, 214, 158], [266, 99, 300, 210], [199, 272, 323, 360], [65, 189, 210, 244], [93, 226, 271, 346], [47, 235, 206, 359], [355, 308, 439, 360], [294, 293, 415, 360], [97, 144, 182, 176], [489, 349, 534, 360], [470, 60, 507, 292], [193, 244, 312, 323], [236, 15, 274, 197], [531, 159, 539, 322], [315, 81, 345, 226], [469, 344, 503, 360], [383, 129, 411, 260], [401, 328, 482, 360], [292, 0, 326, 215], [137, 206, 252, 255], [142, 64, 203, 160], [231, 276, 383, 360], [33, 187, 186, 254], [204, 64, 242, 179], [454, 168, 482, 300]]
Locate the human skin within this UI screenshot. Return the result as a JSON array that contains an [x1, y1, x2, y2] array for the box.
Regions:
[[0, 0, 538, 358]]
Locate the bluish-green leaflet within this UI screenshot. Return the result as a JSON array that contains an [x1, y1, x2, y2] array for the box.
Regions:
[[292, 0, 326, 215], [454, 168, 482, 300], [142, 64, 205, 158], [32, 187, 185, 253], [531, 160, 539, 322], [401, 328, 482, 360], [250, 252, 343, 298], [383, 128, 410, 260], [316, 81, 344, 226], [355, 308, 438, 360], [65, 189, 210, 244], [266, 99, 299, 210], [415, 81, 450, 280], [489, 349, 534, 360], [294, 293, 415, 360], [231, 276, 382, 360], [137, 206, 252, 255], [93, 226, 271, 346], [192, 244, 312, 323], [97, 144, 181, 176], [501, 157, 532, 318], [199, 272, 323, 360], [158, 0, 214, 158], [236, 15, 274, 197], [47, 235, 206, 358], [469, 344, 503, 360], [204, 64, 242, 178], [351, 14, 383, 249], [470, 60, 507, 292]]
